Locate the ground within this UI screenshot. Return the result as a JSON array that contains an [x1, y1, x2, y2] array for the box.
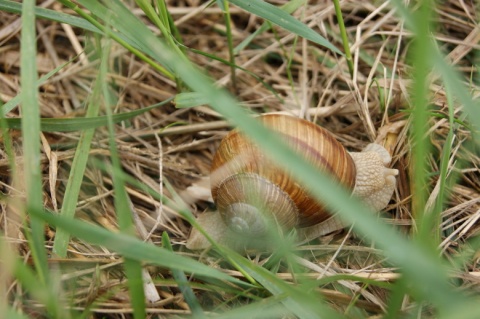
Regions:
[[0, 0, 479, 317]]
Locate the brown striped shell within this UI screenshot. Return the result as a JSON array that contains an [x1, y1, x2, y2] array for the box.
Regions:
[[210, 114, 356, 235]]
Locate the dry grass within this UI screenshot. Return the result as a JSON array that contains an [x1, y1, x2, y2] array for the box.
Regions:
[[1, 0, 479, 317]]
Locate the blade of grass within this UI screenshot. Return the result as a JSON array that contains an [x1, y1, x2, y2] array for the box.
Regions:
[[160, 0, 186, 54], [384, 277, 408, 319], [57, 0, 175, 80], [234, 0, 306, 54], [174, 92, 212, 108], [409, 0, 437, 246], [155, 0, 172, 35], [51, 48, 104, 257], [12, 258, 62, 317], [432, 70, 469, 244], [332, 0, 354, 78], [3, 98, 172, 132], [100, 37, 145, 319], [162, 232, 206, 318], [227, 0, 342, 55], [20, 0, 49, 287], [134, 0, 185, 89], [0, 0, 100, 33], [134, 0, 183, 56], [136, 0, 188, 90], [222, 0, 237, 89]]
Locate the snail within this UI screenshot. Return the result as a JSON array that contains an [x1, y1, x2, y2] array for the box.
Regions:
[[186, 114, 398, 250]]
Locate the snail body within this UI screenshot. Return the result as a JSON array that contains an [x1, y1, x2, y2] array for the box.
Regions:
[[187, 114, 398, 250]]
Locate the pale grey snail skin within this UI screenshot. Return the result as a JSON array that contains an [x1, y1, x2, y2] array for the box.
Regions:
[[186, 115, 398, 250]]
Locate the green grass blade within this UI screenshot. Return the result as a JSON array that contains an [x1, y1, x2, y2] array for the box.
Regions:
[[20, 0, 49, 287], [174, 92, 211, 108], [134, 0, 180, 53], [409, 0, 435, 244], [228, 0, 342, 55], [100, 38, 145, 319], [162, 232, 206, 318], [384, 277, 408, 319], [222, 0, 237, 88], [234, 0, 306, 54], [58, 0, 174, 79], [52, 60, 104, 258], [135, 0, 187, 88], [12, 258, 61, 317], [3, 98, 172, 132], [0, 0, 100, 33], [431, 68, 468, 226], [332, 0, 354, 77], [155, 0, 172, 34], [122, 258, 146, 319]]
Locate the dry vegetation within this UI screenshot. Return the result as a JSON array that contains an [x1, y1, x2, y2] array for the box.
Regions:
[[1, 0, 480, 317]]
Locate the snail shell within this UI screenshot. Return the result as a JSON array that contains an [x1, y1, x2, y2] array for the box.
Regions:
[[210, 114, 356, 235]]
